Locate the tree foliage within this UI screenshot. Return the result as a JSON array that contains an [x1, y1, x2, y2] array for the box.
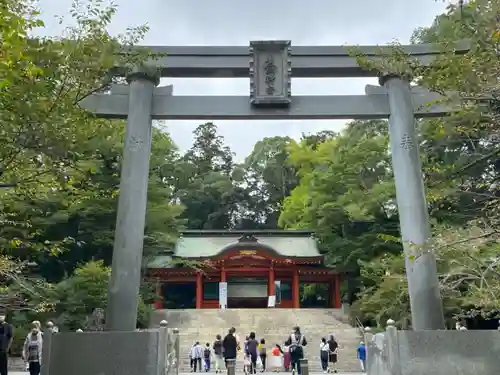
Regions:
[[0, 0, 181, 317], [2, 0, 500, 332], [347, 0, 500, 325], [280, 120, 401, 276]]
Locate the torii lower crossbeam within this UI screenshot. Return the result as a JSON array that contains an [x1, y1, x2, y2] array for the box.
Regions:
[[80, 88, 449, 120]]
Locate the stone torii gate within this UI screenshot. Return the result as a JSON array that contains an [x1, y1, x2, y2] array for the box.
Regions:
[[80, 40, 468, 332]]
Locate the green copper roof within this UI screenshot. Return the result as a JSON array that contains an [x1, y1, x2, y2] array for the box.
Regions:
[[174, 231, 320, 258], [147, 255, 173, 268]]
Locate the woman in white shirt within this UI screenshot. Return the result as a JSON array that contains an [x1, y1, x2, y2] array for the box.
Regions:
[[320, 338, 330, 373]]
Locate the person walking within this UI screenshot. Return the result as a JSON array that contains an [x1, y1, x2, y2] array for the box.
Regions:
[[222, 328, 238, 369], [242, 336, 250, 375], [258, 338, 267, 372], [327, 335, 338, 373], [23, 323, 42, 375], [320, 338, 329, 373], [189, 342, 196, 372], [269, 344, 283, 372], [0, 313, 13, 375], [357, 341, 366, 373], [203, 343, 212, 372], [24, 321, 43, 371], [282, 345, 290, 372], [213, 334, 224, 374], [246, 332, 258, 374], [45, 321, 58, 333], [284, 326, 307, 375], [190, 341, 203, 372]]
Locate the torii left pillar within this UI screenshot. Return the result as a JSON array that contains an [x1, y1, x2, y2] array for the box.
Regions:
[[106, 67, 160, 331]]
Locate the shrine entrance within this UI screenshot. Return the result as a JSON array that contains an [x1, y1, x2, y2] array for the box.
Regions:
[[228, 297, 268, 309]]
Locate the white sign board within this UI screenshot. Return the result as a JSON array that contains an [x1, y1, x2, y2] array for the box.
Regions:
[[268, 295, 276, 308], [219, 282, 228, 309]]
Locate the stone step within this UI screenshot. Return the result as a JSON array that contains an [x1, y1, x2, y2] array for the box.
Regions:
[[153, 309, 361, 373]]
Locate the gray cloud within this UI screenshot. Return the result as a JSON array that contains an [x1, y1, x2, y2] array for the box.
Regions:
[[39, 0, 450, 159]]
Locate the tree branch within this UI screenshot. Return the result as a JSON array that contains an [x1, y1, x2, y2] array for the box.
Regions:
[[435, 230, 499, 250]]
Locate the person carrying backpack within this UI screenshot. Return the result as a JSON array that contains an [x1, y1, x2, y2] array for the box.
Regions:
[[203, 343, 211, 372], [213, 335, 223, 374], [327, 335, 339, 373], [284, 326, 307, 375]]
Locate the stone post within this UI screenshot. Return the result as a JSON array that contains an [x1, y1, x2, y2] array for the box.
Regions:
[[226, 359, 236, 375], [385, 319, 402, 375], [40, 328, 53, 375], [363, 326, 373, 344], [173, 328, 180, 375], [299, 358, 309, 375], [380, 75, 445, 330], [106, 66, 159, 331]]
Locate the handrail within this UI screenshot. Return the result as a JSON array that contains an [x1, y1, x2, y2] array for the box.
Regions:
[[355, 316, 365, 336]]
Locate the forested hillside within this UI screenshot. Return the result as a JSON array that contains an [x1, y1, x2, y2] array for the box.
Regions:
[[1, 0, 499, 348]]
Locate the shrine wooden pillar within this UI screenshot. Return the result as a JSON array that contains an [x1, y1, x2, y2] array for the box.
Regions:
[[268, 263, 275, 297], [196, 271, 203, 309], [292, 268, 300, 308], [153, 279, 163, 309], [329, 275, 342, 308], [220, 264, 226, 282], [335, 274, 341, 308]]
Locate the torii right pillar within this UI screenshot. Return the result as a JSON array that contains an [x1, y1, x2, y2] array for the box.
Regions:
[[381, 74, 445, 330]]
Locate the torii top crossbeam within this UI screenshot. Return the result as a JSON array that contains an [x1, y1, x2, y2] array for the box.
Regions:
[[122, 40, 469, 78], [80, 40, 469, 120]]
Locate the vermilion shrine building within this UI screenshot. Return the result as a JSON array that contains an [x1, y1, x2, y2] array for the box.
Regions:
[[148, 230, 341, 309]]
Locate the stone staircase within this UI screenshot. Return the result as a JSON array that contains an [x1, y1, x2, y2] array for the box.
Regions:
[[151, 309, 361, 373]]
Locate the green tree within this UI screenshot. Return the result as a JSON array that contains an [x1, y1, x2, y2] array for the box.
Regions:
[[238, 136, 299, 228], [0, 0, 149, 259], [346, 0, 500, 320], [51, 260, 151, 330], [351, 224, 500, 327], [174, 122, 244, 229], [0, 0, 182, 329], [279, 120, 402, 303]]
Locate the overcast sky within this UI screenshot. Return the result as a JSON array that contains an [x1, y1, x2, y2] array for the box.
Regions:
[[39, 0, 452, 160]]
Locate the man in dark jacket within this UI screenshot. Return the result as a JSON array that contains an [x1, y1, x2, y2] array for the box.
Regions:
[[222, 327, 238, 367], [0, 313, 13, 375]]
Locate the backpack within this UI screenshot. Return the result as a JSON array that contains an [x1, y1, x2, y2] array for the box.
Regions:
[[204, 348, 211, 359], [289, 334, 304, 354], [213, 341, 222, 355]]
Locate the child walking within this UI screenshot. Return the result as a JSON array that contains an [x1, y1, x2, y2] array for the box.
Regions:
[[269, 344, 283, 372], [283, 345, 291, 372], [258, 339, 267, 372], [357, 341, 366, 373]]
